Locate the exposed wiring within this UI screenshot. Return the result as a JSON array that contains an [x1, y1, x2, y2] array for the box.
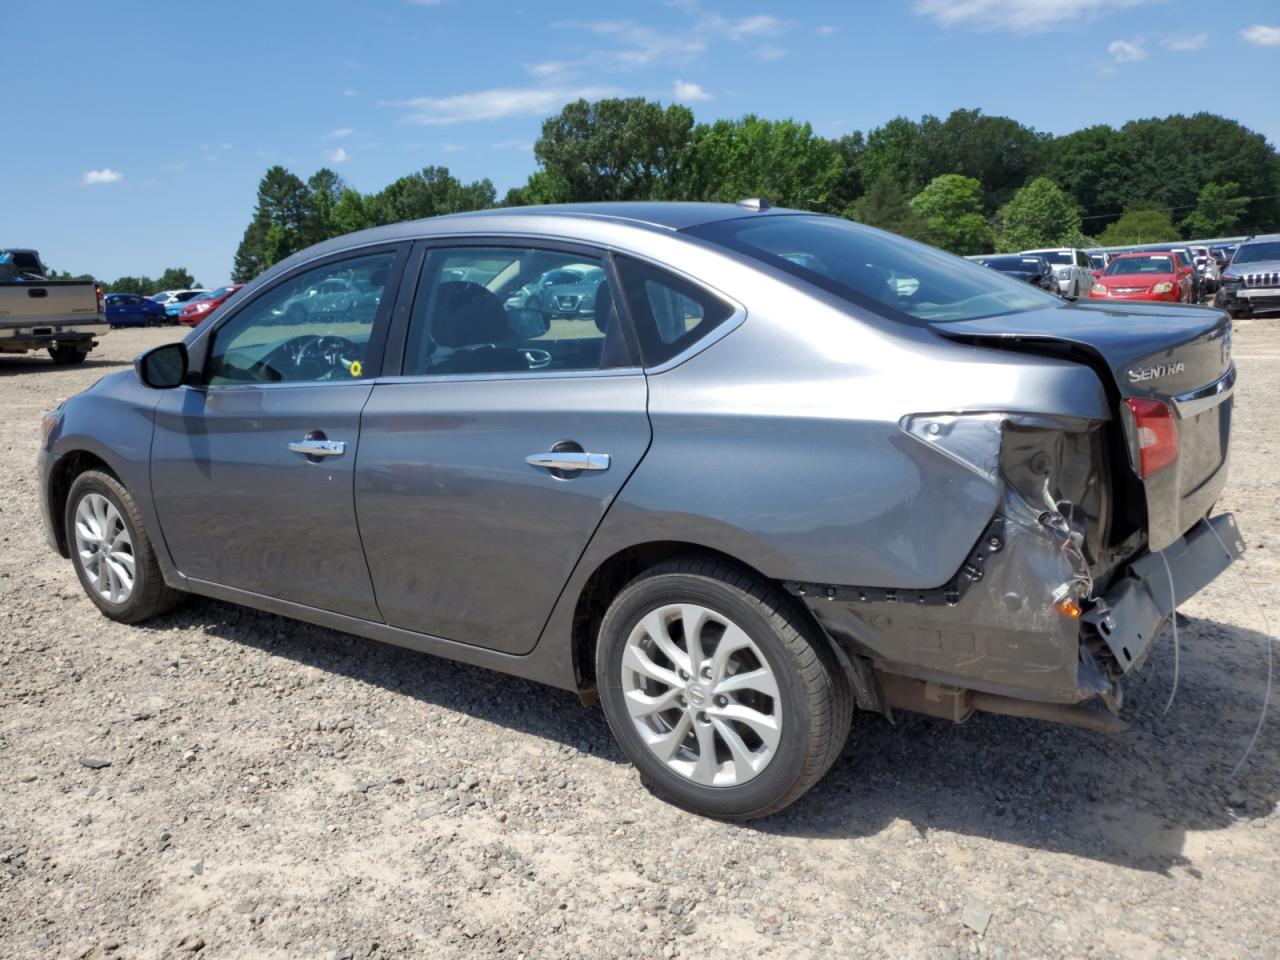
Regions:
[[1160, 552, 1179, 716], [1205, 522, 1274, 781]]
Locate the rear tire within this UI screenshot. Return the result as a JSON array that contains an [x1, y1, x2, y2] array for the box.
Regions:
[[597, 557, 852, 820], [65, 470, 185, 624], [48, 345, 88, 365]]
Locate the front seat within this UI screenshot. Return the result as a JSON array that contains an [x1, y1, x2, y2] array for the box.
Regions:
[[429, 281, 529, 374]]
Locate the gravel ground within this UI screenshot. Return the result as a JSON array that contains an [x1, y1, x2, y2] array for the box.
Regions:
[[1, 325, 1277, 960]]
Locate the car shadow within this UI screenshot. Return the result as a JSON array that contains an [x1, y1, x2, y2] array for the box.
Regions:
[[0, 354, 126, 377], [152, 600, 1275, 872]]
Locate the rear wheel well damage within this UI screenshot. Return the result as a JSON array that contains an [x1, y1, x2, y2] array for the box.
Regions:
[[568, 541, 879, 709], [47, 451, 117, 556]]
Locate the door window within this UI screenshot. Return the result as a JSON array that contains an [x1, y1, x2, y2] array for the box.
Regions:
[[614, 257, 734, 366], [401, 246, 633, 376], [206, 251, 395, 385]]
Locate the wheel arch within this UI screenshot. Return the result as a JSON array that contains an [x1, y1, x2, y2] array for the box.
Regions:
[[46, 449, 120, 557], [566, 540, 832, 706]]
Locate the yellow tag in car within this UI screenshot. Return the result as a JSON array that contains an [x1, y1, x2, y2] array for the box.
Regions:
[[350, 360, 363, 378]]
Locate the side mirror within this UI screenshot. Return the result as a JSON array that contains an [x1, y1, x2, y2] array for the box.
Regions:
[[135, 341, 188, 389], [1092, 269, 1101, 279]]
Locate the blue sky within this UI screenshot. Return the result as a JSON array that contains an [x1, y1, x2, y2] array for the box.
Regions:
[[5, 0, 1279, 287]]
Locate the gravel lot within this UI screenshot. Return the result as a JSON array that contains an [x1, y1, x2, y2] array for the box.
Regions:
[[2, 324, 1277, 960]]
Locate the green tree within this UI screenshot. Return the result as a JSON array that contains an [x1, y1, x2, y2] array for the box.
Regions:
[[679, 116, 845, 211], [302, 168, 346, 246], [106, 276, 153, 295], [1097, 205, 1182, 245], [1182, 181, 1250, 238], [154, 267, 198, 290], [232, 166, 309, 282], [365, 166, 495, 225], [827, 131, 866, 214], [849, 176, 930, 241], [917, 109, 1047, 210], [1046, 125, 1134, 230], [331, 188, 374, 235], [859, 117, 924, 196], [531, 97, 693, 202], [910, 174, 993, 254], [996, 177, 1086, 252]]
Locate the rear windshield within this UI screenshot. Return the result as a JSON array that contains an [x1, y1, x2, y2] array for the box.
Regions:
[[1106, 256, 1174, 275], [689, 215, 1059, 325], [1233, 241, 1280, 265]]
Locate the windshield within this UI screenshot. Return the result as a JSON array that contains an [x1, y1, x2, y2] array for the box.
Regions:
[[1233, 241, 1280, 265], [1030, 250, 1073, 265], [1106, 255, 1174, 276], [690, 215, 1059, 325]]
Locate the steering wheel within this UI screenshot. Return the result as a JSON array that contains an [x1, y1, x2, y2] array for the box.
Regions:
[[291, 335, 361, 378]]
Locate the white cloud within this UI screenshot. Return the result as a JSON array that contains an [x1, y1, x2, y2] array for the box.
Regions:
[[1107, 38, 1146, 62], [574, 21, 708, 69], [388, 85, 619, 125], [82, 168, 123, 185], [717, 14, 786, 41], [406, 0, 442, 6], [817, 25, 840, 35], [221, 143, 232, 151], [161, 162, 187, 173], [323, 127, 355, 140], [755, 44, 787, 61], [491, 139, 534, 151], [343, 88, 357, 97], [440, 142, 463, 153], [913, 0, 1152, 33], [323, 147, 350, 163], [673, 79, 712, 102], [1164, 32, 1208, 50], [1241, 24, 1280, 46]]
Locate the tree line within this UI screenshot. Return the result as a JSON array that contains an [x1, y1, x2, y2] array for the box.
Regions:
[[47, 266, 200, 295], [227, 100, 1280, 280]]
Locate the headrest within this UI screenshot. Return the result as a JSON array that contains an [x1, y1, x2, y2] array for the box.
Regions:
[[432, 281, 508, 348]]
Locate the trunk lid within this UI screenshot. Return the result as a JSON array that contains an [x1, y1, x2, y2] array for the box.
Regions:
[[932, 301, 1234, 552]]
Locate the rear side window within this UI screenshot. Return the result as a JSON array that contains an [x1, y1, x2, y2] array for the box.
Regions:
[[614, 257, 733, 366]]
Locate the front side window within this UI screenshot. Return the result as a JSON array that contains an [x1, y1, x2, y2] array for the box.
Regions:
[[206, 251, 395, 385], [401, 246, 632, 377], [690, 214, 1058, 326]]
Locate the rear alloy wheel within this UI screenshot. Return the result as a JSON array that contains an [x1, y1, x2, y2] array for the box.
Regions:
[[597, 557, 852, 820], [66, 470, 185, 623]]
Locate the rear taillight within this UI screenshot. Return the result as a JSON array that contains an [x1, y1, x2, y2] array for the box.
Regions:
[[96, 285, 104, 314], [1125, 398, 1178, 478]]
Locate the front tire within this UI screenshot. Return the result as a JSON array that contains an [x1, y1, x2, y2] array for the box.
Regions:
[[597, 557, 852, 820], [65, 470, 185, 624], [48, 345, 88, 365]]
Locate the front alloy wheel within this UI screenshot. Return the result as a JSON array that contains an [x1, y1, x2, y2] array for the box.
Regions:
[[598, 557, 853, 820], [74, 492, 135, 604]]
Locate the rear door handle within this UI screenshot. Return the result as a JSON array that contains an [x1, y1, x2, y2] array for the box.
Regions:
[[526, 451, 610, 471], [289, 439, 346, 457]]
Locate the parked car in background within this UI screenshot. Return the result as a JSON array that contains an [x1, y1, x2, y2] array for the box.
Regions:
[[270, 276, 373, 325], [105, 293, 167, 328], [1187, 245, 1220, 293], [0, 248, 107, 364], [508, 263, 609, 319], [973, 254, 1059, 292], [1020, 248, 1093, 298], [177, 284, 243, 327], [1089, 251, 1194, 303], [37, 202, 1241, 819], [1168, 249, 1204, 303], [1216, 234, 1280, 319], [1088, 252, 1110, 275], [160, 289, 209, 322]]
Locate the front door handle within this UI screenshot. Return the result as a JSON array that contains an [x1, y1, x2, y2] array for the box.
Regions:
[[526, 451, 610, 472], [289, 439, 346, 458]]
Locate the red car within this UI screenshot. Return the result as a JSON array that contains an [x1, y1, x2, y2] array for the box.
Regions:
[[178, 284, 243, 326], [1089, 252, 1194, 303]]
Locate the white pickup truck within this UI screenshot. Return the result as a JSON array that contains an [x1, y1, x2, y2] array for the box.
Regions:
[[0, 249, 108, 364]]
